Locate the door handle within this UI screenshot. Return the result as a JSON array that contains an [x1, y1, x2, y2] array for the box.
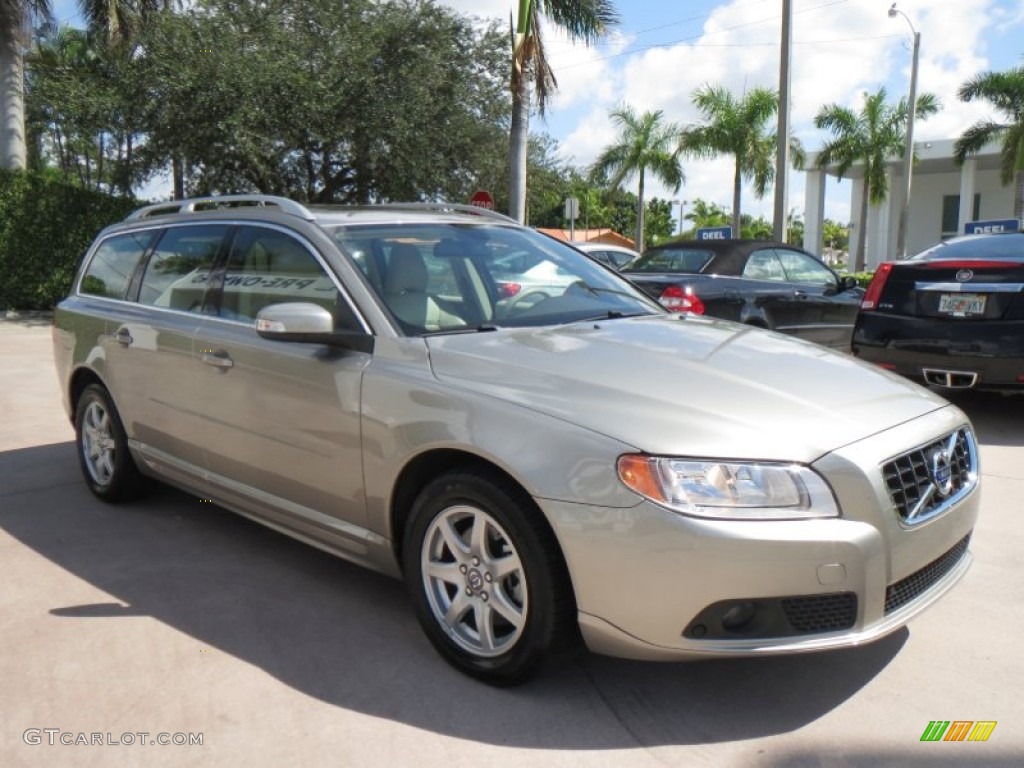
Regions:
[[793, 290, 807, 298], [115, 328, 133, 346], [200, 351, 234, 370]]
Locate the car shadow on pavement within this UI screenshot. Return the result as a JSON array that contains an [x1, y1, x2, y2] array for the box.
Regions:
[[2, 441, 906, 749]]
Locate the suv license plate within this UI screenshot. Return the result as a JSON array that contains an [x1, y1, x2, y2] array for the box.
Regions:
[[938, 293, 986, 315]]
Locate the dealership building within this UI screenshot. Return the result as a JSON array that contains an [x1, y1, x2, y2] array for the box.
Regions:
[[803, 139, 1017, 267]]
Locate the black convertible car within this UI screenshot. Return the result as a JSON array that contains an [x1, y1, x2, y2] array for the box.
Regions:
[[621, 239, 863, 349], [853, 232, 1024, 391]]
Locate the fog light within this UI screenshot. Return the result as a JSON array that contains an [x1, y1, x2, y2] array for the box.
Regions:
[[721, 601, 756, 631]]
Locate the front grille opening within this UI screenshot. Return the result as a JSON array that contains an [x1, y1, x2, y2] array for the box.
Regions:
[[781, 593, 857, 633], [885, 534, 971, 614], [883, 428, 977, 524]]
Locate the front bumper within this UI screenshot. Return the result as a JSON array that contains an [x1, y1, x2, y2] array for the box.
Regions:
[[543, 405, 979, 661]]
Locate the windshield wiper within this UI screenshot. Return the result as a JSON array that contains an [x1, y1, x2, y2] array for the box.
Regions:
[[421, 324, 499, 337], [567, 310, 654, 323]]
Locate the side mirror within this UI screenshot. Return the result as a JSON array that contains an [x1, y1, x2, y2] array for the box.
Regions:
[[256, 302, 374, 353], [840, 275, 860, 291]]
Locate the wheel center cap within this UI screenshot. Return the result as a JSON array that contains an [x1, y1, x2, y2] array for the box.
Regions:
[[466, 568, 484, 591]]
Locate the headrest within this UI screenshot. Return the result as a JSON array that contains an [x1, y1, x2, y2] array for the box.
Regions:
[[385, 243, 428, 294]]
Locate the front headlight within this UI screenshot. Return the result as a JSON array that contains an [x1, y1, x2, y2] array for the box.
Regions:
[[617, 455, 839, 520]]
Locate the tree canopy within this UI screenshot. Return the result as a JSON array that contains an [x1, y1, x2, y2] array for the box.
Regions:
[[27, 0, 511, 203], [955, 66, 1024, 220]]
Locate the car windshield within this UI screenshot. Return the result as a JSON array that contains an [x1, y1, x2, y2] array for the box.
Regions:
[[626, 248, 714, 273], [326, 223, 662, 335]]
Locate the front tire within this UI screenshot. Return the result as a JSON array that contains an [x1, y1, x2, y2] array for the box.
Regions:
[[74, 384, 151, 502], [403, 470, 577, 685]]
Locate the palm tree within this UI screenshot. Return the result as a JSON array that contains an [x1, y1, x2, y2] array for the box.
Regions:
[[2, 1, 168, 171], [509, 0, 617, 223], [954, 66, 1024, 221], [685, 197, 730, 230], [590, 105, 684, 249], [680, 85, 804, 237], [1, 0, 51, 169], [26, 24, 98, 178], [814, 87, 938, 271]]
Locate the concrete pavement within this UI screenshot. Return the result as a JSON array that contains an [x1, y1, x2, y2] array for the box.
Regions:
[[1, 318, 1022, 767]]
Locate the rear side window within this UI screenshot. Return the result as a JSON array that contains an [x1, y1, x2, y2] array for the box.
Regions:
[[79, 231, 154, 300], [138, 225, 229, 310], [629, 248, 713, 273]]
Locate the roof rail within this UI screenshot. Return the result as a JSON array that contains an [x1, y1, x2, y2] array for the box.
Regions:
[[125, 194, 316, 222], [368, 202, 517, 223]]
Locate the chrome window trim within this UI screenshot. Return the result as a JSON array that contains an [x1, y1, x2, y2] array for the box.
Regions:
[[75, 219, 374, 336]]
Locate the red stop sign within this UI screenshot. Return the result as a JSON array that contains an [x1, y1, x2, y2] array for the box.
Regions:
[[469, 189, 494, 210]]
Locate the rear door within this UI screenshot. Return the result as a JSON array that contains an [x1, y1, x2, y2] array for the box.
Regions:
[[103, 224, 229, 477]]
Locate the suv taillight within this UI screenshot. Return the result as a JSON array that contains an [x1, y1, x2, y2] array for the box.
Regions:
[[860, 263, 894, 310], [659, 285, 705, 314]]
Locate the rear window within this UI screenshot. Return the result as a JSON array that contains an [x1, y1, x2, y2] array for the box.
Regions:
[[912, 234, 1024, 261], [79, 231, 155, 300], [627, 248, 713, 273]]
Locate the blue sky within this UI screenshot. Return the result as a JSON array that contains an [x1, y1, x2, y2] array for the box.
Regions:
[[51, 1, 1024, 222]]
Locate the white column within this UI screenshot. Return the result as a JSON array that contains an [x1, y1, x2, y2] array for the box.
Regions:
[[849, 180, 865, 269], [866, 169, 894, 269], [957, 156, 977, 234], [802, 169, 826, 256]]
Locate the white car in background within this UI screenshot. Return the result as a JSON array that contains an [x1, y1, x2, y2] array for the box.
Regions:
[[574, 242, 640, 270]]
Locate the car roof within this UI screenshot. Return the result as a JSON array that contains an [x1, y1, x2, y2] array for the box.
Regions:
[[573, 243, 638, 253], [643, 238, 797, 256], [115, 195, 517, 231]]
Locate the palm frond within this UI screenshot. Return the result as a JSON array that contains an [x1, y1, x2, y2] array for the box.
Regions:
[[538, 0, 618, 45], [954, 120, 1006, 162]]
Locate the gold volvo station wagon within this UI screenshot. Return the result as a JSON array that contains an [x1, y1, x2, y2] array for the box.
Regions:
[[53, 195, 980, 685]]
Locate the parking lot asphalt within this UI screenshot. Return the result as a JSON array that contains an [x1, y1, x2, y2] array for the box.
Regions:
[[1, 318, 1022, 767]]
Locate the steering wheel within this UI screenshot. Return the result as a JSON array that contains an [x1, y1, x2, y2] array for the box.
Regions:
[[498, 289, 553, 318]]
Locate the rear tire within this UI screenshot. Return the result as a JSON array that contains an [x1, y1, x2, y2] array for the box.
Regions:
[[403, 469, 577, 685], [74, 384, 152, 502]]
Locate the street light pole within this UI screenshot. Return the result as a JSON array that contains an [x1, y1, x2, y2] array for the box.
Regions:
[[889, 3, 920, 260], [672, 199, 687, 236], [772, 0, 793, 242]]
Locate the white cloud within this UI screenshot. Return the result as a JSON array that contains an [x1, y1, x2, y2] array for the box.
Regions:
[[437, 0, 512, 22], [529, 0, 1021, 227]]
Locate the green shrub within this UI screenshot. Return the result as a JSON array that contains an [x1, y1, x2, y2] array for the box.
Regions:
[[0, 170, 138, 310], [840, 271, 875, 288]]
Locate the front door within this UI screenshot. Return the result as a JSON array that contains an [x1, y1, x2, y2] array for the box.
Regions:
[[191, 224, 372, 551]]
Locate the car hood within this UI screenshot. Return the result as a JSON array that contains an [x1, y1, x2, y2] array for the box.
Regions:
[[424, 315, 948, 463]]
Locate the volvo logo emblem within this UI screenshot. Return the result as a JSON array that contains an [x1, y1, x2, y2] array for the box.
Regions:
[[955, 269, 974, 283], [466, 569, 484, 591], [930, 449, 954, 497]]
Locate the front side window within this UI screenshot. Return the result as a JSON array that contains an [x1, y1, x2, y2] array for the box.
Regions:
[[138, 225, 228, 310], [218, 226, 343, 324], [771, 249, 837, 287], [742, 250, 786, 281], [330, 223, 660, 335], [79, 231, 155, 300]]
